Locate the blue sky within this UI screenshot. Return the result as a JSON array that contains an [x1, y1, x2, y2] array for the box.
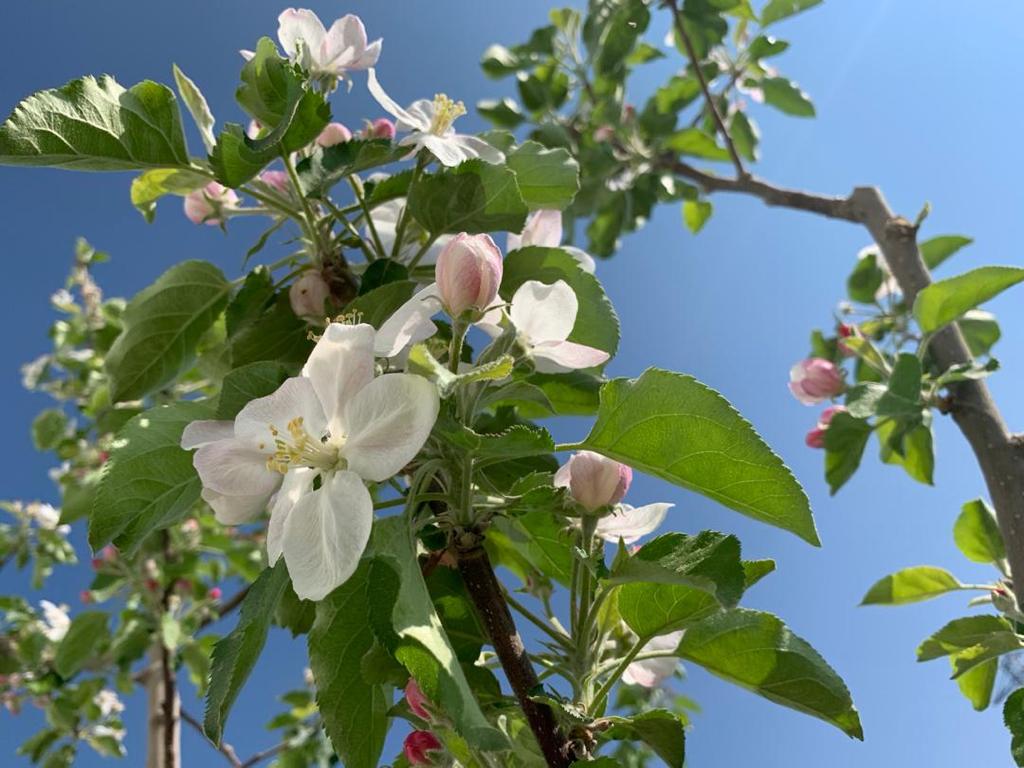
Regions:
[[2, 1, 1023, 766]]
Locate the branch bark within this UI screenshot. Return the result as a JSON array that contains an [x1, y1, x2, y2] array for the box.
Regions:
[[144, 644, 181, 768], [667, 158, 1024, 604], [456, 544, 576, 768]]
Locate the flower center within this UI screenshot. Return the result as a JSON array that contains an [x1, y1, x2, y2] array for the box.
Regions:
[[429, 93, 466, 135], [265, 416, 345, 474]]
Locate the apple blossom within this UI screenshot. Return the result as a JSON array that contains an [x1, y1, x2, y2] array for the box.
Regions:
[[257, 170, 291, 197], [507, 209, 596, 274], [788, 358, 844, 405], [289, 270, 331, 319], [181, 323, 439, 600], [38, 600, 70, 642], [805, 405, 847, 449], [595, 502, 673, 545], [435, 233, 503, 316], [622, 630, 684, 687], [367, 69, 504, 167], [183, 182, 239, 226], [317, 122, 352, 147], [403, 730, 443, 766], [94, 690, 124, 717], [275, 9, 380, 80], [404, 679, 431, 720], [554, 451, 632, 513]]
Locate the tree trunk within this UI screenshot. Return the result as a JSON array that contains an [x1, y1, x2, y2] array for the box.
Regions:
[[145, 643, 180, 768]]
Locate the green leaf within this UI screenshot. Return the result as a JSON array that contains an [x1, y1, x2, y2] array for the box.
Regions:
[[875, 353, 923, 418], [747, 35, 790, 60], [437, 421, 554, 462], [914, 266, 1024, 333], [408, 159, 529, 235], [506, 141, 580, 210], [954, 498, 1006, 564], [823, 412, 872, 495], [309, 558, 389, 768], [761, 0, 823, 26], [951, 632, 1024, 678], [682, 198, 713, 233], [216, 362, 289, 419], [607, 532, 745, 609], [728, 110, 759, 161], [359, 259, 409, 295], [743, 559, 776, 589], [666, 128, 730, 161], [876, 420, 935, 486], [1004, 688, 1024, 766], [920, 235, 972, 270], [477, 98, 525, 129], [31, 409, 68, 450], [296, 139, 403, 198], [0, 75, 190, 170], [846, 251, 884, 303], [172, 64, 215, 152], [956, 656, 996, 711], [229, 292, 314, 367], [274, 583, 315, 637], [960, 310, 1001, 356], [678, 608, 863, 739], [370, 518, 508, 750], [54, 612, 108, 678], [603, 709, 686, 768], [89, 401, 211, 553], [491, 510, 574, 586], [917, 615, 1018, 661], [761, 76, 815, 117], [860, 566, 964, 606], [343, 280, 418, 329], [130, 167, 208, 223], [618, 582, 721, 639], [105, 260, 230, 402], [577, 368, 818, 544], [226, 268, 274, 336], [204, 561, 290, 744]]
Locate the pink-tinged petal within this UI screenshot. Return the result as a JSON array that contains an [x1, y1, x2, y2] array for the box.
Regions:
[[341, 374, 440, 482], [553, 461, 572, 490], [596, 503, 672, 544], [193, 439, 281, 497], [435, 233, 503, 316], [509, 280, 577, 344], [351, 38, 382, 69], [375, 283, 442, 358], [622, 631, 684, 687], [289, 270, 331, 318], [281, 470, 373, 600], [267, 468, 315, 564], [233, 377, 327, 449], [322, 14, 367, 63], [201, 488, 271, 526], [181, 420, 234, 450], [519, 210, 563, 248], [532, 340, 609, 373], [302, 323, 376, 436], [316, 122, 352, 147], [559, 451, 632, 511], [506, 231, 523, 252], [367, 69, 423, 130], [277, 8, 327, 62]]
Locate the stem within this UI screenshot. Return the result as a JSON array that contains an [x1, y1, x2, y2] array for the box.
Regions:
[[407, 233, 440, 270], [282, 153, 327, 257], [504, 589, 574, 650], [181, 709, 242, 767], [391, 154, 428, 260], [349, 175, 386, 259], [456, 545, 575, 768], [591, 637, 645, 715]]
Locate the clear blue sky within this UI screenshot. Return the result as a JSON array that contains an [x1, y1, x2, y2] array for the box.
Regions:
[[2, 1, 1023, 766]]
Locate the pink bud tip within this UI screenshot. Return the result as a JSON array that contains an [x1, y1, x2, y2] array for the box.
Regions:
[[317, 122, 353, 147], [183, 182, 240, 226], [79, 590, 92, 604], [805, 405, 846, 449], [91, 558, 103, 570], [208, 587, 223, 601], [788, 358, 845, 405], [368, 118, 396, 140], [257, 170, 291, 196], [404, 679, 431, 720], [554, 451, 633, 512], [403, 730, 443, 766], [435, 233, 503, 317]]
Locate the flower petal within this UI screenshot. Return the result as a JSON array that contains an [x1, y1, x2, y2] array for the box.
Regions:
[[181, 419, 234, 450], [367, 69, 424, 130], [532, 340, 610, 373], [341, 374, 440, 482], [193, 439, 281, 498], [622, 630, 684, 687], [418, 133, 474, 168], [302, 323, 375, 436], [517, 210, 563, 249], [596, 503, 673, 544], [267, 468, 315, 564], [448, 134, 506, 165], [509, 280, 577, 344], [281, 470, 373, 600], [201, 488, 271, 526], [234, 376, 327, 448], [564, 245, 597, 274], [375, 283, 442, 358], [322, 14, 367, 67], [277, 8, 327, 63]]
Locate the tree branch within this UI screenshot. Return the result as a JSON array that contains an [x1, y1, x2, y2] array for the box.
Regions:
[[181, 708, 243, 768], [455, 544, 576, 768]]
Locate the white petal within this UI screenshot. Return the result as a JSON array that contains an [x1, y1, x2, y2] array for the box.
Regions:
[[474, 305, 507, 338], [239, 49, 256, 61], [322, 14, 367, 68], [419, 133, 474, 167], [564, 245, 597, 274], [510, 280, 578, 344], [342, 374, 439, 481], [351, 38, 383, 70], [374, 283, 442, 358], [234, 377, 327, 448], [201, 488, 270, 525], [181, 419, 234, 450], [506, 231, 522, 252], [520, 210, 563, 248], [267, 468, 315, 564], [367, 69, 424, 130], [596, 503, 673, 544], [532, 340, 610, 373], [302, 323, 376, 436], [277, 8, 327, 62], [622, 630, 684, 687], [193, 439, 281, 497], [553, 461, 572, 489], [449, 134, 506, 165], [402, 101, 436, 133], [281, 470, 373, 600]]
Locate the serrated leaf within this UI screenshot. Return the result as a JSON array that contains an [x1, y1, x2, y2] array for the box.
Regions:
[[823, 412, 872, 495], [602, 709, 686, 767], [505, 141, 580, 210], [130, 167, 208, 222], [105, 260, 230, 402], [408, 159, 529, 235], [913, 266, 1024, 333], [917, 615, 1018, 661], [216, 362, 289, 419], [0, 75, 190, 170], [1004, 688, 1024, 765], [954, 498, 1005, 564], [618, 582, 721, 639], [54, 612, 108, 678], [296, 139, 403, 198], [761, 0, 823, 26], [577, 368, 818, 544], [761, 76, 815, 117], [861, 566, 964, 606]]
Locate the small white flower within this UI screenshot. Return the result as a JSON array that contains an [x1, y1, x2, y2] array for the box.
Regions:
[[94, 690, 124, 717], [39, 600, 70, 642], [622, 630, 684, 687], [367, 69, 504, 167], [26, 502, 61, 530], [182, 323, 438, 600], [507, 210, 596, 274], [276, 9, 380, 79]]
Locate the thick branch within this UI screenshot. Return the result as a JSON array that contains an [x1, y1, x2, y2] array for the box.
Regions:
[[456, 545, 576, 768]]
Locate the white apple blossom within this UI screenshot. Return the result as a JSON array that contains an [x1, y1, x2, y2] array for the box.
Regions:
[[39, 600, 70, 642], [94, 689, 124, 717], [367, 69, 504, 167], [595, 503, 673, 545], [181, 323, 439, 600], [507, 209, 597, 274], [267, 9, 381, 80], [622, 630, 684, 687]]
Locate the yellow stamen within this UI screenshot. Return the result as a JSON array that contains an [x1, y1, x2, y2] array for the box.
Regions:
[[429, 93, 466, 135]]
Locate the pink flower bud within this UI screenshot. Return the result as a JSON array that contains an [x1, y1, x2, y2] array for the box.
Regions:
[[145, 578, 161, 593], [91, 558, 103, 570], [788, 358, 844, 405], [289, 270, 332, 319], [554, 451, 633, 512], [247, 120, 263, 139], [257, 170, 291, 196], [405, 679, 431, 720], [837, 323, 858, 357], [403, 731, 443, 766], [208, 586, 223, 601], [435, 233, 503, 317], [594, 125, 615, 142], [183, 182, 240, 226], [317, 122, 353, 147], [79, 590, 92, 604], [805, 405, 846, 449], [367, 118, 396, 140]]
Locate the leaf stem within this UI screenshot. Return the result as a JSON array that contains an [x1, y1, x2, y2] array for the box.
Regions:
[[591, 636, 646, 715], [349, 175, 386, 260]]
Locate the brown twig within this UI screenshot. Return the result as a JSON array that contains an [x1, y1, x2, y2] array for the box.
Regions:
[[181, 709, 243, 768]]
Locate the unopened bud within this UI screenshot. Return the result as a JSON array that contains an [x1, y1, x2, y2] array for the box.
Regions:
[[289, 270, 332, 319], [805, 405, 846, 449], [435, 233, 503, 317], [404, 679, 431, 720], [183, 182, 239, 226], [403, 730, 443, 766], [788, 358, 845, 405], [365, 118, 396, 140], [554, 450, 632, 513], [79, 590, 92, 604], [208, 586, 223, 601], [257, 170, 291, 196], [317, 122, 353, 147]]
